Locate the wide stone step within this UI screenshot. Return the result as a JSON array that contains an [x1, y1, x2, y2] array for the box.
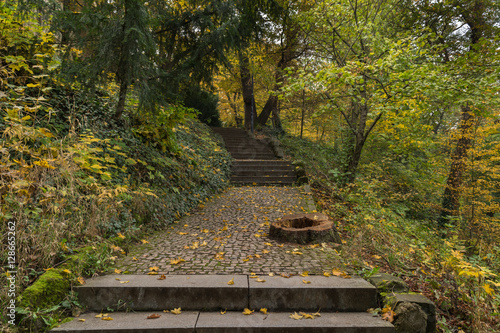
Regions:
[[52, 311, 394, 332], [232, 170, 296, 177], [231, 176, 296, 184], [230, 155, 278, 160], [75, 275, 376, 312], [233, 160, 293, 167]]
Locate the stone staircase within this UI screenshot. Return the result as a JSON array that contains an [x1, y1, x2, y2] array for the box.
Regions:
[[52, 274, 394, 332], [211, 127, 296, 185]]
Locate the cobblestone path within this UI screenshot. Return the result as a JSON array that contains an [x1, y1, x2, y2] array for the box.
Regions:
[[115, 186, 341, 275]]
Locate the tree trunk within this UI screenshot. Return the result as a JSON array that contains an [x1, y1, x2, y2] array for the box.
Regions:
[[438, 105, 475, 227], [115, 79, 128, 120], [238, 51, 256, 131]]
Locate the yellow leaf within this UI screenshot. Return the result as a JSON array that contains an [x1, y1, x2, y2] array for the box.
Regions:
[[77, 277, 85, 285], [256, 278, 266, 283], [220, 309, 227, 315], [332, 269, 343, 276], [171, 308, 182, 315], [264, 242, 273, 247], [227, 278, 235, 285], [381, 305, 395, 323], [292, 251, 303, 255], [115, 278, 121, 281], [158, 274, 167, 280], [95, 314, 103, 318], [78, 319, 86, 322], [300, 271, 309, 277], [178, 232, 189, 235], [117, 233, 126, 239], [260, 308, 268, 314], [289, 312, 303, 320], [149, 266, 159, 272], [302, 280, 311, 284], [300, 312, 315, 319], [120, 281, 130, 284], [147, 272, 158, 275], [141, 239, 149, 244], [262, 250, 270, 254], [44, 268, 54, 271], [170, 258, 185, 265], [133, 257, 138, 261], [483, 284, 495, 295], [114, 269, 122, 274], [242, 308, 254, 315], [101, 317, 113, 321], [312, 310, 321, 317], [323, 272, 331, 277], [63, 269, 72, 274], [269, 273, 275, 276]]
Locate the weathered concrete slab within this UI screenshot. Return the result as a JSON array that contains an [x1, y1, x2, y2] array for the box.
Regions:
[[51, 311, 198, 332], [77, 274, 248, 311], [196, 311, 395, 333], [249, 275, 377, 311]]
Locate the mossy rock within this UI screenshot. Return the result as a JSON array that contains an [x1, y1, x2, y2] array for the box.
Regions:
[[19, 269, 70, 310]]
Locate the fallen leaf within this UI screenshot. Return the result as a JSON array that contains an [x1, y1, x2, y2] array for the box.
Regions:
[[77, 277, 85, 285], [78, 319, 86, 322], [117, 233, 126, 239], [149, 266, 159, 272], [262, 250, 270, 254], [300, 271, 309, 277], [147, 272, 158, 275], [63, 269, 72, 274], [312, 310, 321, 317], [227, 278, 235, 285], [141, 239, 149, 244], [483, 284, 494, 295], [242, 308, 254, 315], [381, 305, 395, 323], [178, 232, 189, 235], [331, 269, 343, 276], [323, 272, 331, 277], [256, 278, 266, 283], [115, 278, 121, 281], [291, 251, 303, 255], [289, 312, 303, 320], [302, 280, 311, 284], [101, 317, 113, 321], [220, 309, 227, 315], [170, 258, 185, 265], [119, 281, 129, 284], [264, 242, 273, 247], [300, 312, 315, 319], [109, 256, 118, 261], [147, 314, 161, 319], [260, 308, 268, 314], [171, 308, 182, 315], [132, 257, 138, 261], [95, 314, 103, 318], [114, 269, 122, 274], [158, 274, 166, 280], [254, 254, 261, 258], [163, 310, 169, 313], [280, 273, 292, 278], [269, 273, 275, 277]]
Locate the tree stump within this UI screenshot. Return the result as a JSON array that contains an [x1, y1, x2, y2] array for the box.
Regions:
[[269, 213, 341, 244]]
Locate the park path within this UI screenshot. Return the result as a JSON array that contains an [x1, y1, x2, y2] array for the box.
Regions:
[[115, 186, 342, 275]]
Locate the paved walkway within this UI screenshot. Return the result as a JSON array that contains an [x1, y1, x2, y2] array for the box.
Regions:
[[115, 186, 342, 275]]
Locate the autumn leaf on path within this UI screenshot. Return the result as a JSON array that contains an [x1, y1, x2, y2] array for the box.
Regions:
[[77, 277, 85, 285], [302, 280, 311, 284], [141, 239, 149, 244], [289, 312, 303, 320], [171, 308, 182, 315], [101, 317, 113, 321], [227, 278, 235, 285], [280, 273, 292, 278], [260, 308, 268, 314], [147, 271, 158, 275], [149, 266, 159, 272], [256, 278, 266, 283], [262, 249, 270, 254], [242, 308, 254, 315], [300, 271, 309, 277], [170, 258, 185, 265], [120, 281, 129, 284], [158, 274, 166, 280], [78, 319, 86, 322], [147, 314, 161, 319], [114, 269, 122, 274], [323, 272, 331, 277]]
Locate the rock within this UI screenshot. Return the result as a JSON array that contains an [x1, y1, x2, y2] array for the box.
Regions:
[[368, 273, 409, 294], [394, 302, 427, 333], [385, 293, 436, 333]]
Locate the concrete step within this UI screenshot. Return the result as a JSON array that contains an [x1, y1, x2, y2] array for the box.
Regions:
[[75, 275, 376, 312], [231, 176, 296, 184], [52, 311, 394, 332], [230, 155, 278, 160], [233, 160, 293, 167], [76, 275, 248, 312], [232, 170, 296, 177]]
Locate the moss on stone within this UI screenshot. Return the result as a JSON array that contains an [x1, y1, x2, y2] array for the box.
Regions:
[[19, 269, 70, 310]]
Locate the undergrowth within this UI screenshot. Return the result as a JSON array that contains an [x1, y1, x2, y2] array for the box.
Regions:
[[279, 133, 500, 333]]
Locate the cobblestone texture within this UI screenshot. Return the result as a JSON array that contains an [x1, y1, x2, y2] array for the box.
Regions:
[[115, 186, 341, 275]]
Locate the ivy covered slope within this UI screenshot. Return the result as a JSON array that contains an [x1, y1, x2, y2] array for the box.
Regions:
[[0, 6, 231, 330]]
